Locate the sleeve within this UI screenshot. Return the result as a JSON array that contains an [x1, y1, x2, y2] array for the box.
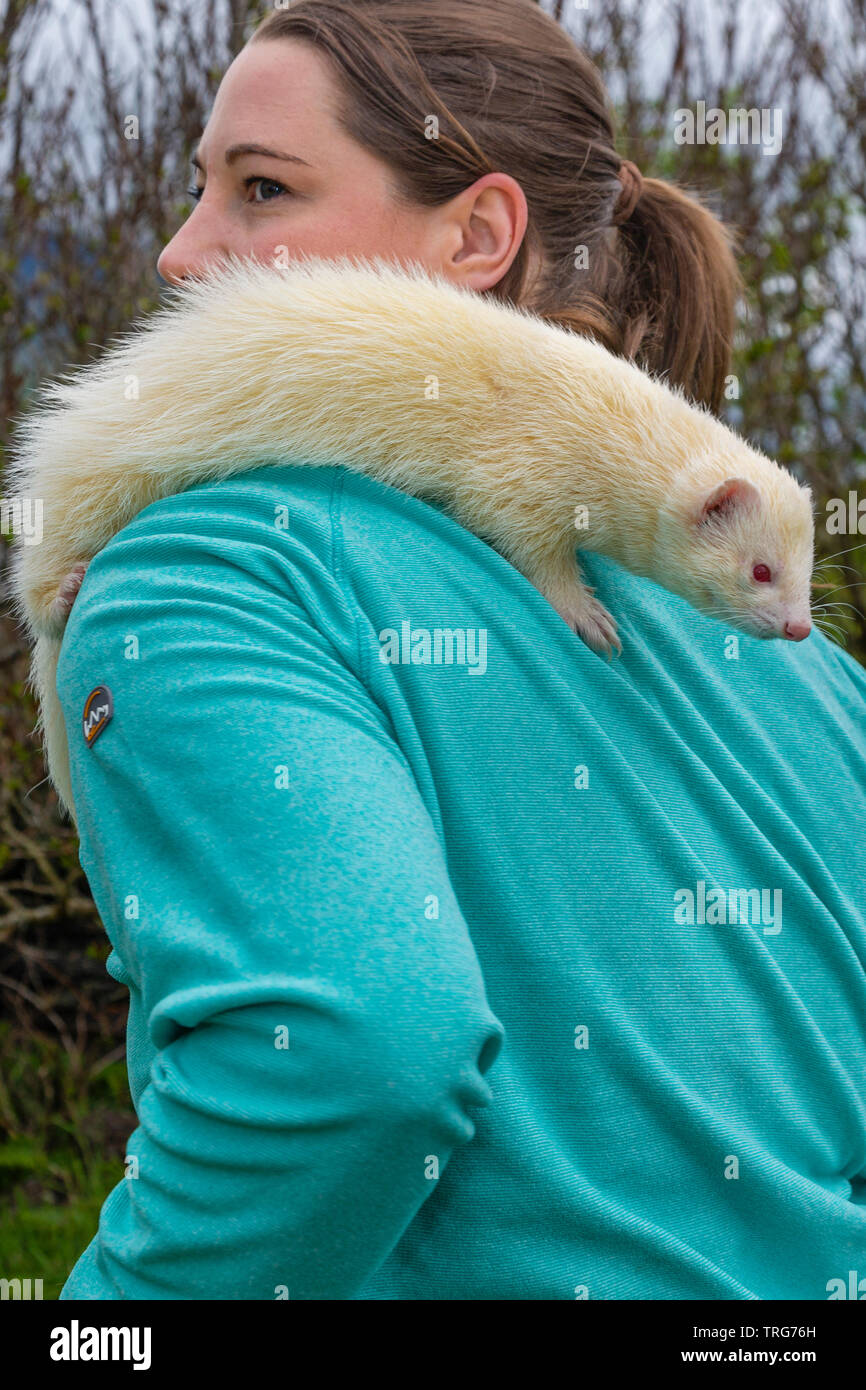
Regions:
[[56, 504, 505, 1300]]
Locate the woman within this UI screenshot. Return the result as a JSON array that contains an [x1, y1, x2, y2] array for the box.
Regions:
[[49, 0, 865, 1299]]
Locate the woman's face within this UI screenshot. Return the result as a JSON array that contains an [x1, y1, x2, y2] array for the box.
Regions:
[[157, 38, 527, 291]]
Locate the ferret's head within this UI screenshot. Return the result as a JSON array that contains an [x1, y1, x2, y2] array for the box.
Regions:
[[657, 456, 814, 642]]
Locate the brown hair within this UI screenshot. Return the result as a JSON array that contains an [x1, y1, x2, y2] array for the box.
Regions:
[[252, 0, 742, 413]]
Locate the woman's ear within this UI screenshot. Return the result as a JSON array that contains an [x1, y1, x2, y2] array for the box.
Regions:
[[438, 172, 528, 291]]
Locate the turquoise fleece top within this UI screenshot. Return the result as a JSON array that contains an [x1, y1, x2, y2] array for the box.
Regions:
[[56, 462, 866, 1301]]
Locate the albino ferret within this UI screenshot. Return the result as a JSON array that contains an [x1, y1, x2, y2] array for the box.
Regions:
[[9, 255, 814, 657]]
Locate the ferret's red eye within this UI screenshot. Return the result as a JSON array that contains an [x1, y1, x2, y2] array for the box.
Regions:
[[753, 564, 772, 583]]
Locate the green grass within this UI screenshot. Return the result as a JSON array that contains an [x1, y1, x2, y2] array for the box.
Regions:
[[0, 1022, 135, 1299]]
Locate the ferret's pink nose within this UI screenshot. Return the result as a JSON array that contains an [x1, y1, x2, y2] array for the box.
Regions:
[[784, 620, 811, 641]]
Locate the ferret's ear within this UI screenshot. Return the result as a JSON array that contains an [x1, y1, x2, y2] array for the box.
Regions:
[[697, 476, 761, 526]]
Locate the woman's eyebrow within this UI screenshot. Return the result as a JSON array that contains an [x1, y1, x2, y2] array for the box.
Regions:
[[191, 143, 314, 171]]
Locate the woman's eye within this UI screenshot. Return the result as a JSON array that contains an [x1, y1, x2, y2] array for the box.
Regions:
[[184, 178, 290, 205], [245, 176, 289, 203]]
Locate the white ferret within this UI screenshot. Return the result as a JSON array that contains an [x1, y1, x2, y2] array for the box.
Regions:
[[9, 254, 815, 658]]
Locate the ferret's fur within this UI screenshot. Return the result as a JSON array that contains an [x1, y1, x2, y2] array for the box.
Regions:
[[6, 254, 815, 823]]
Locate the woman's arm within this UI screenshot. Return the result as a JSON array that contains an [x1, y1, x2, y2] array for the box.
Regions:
[[55, 498, 504, 1300]]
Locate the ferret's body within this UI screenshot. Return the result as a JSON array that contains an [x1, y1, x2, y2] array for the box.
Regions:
[[11, 255, 814, 659]]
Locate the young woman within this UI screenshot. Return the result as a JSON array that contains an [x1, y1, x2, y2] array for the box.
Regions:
[[51, 0, 865, 1300]]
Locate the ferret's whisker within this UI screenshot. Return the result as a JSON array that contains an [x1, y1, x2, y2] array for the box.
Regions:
[[813, 601, 863, 617], [814, 618, 846, 643], [812, 561, 864, 577], [814, 543, 866, 564], [811, 569, 866, 581], [812, 584, 866, 600], [697, 598, 734, 618], [812, 606, 863, 626]]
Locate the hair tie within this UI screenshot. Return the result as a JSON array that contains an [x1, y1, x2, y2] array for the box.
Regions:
[[612, 159, 643, 224]]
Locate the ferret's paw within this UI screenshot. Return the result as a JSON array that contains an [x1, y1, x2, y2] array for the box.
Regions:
[[47, 562, 90, 626], [555, 588, 622, 658]]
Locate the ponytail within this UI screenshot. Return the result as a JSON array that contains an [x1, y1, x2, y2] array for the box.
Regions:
[[537, 175, 743, 414]]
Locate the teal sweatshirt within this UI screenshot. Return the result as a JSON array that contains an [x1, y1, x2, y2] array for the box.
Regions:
[[56, 462, 866, 1301]]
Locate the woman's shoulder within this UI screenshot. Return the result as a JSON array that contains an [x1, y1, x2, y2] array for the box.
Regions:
[[92, 458, 489, 571], [74, 458, 555, 641]]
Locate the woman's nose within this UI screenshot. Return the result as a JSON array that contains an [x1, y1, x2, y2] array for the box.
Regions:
[[158, 247, 225, 286], [157, 215, 229, 287]]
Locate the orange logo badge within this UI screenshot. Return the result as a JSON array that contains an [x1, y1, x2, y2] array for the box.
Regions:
[[83, 685, 113, 746]]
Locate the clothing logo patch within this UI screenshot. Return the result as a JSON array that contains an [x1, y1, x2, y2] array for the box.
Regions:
[[83, 685, 113, 746]]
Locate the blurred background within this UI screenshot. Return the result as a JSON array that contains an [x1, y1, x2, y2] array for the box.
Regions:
[[0, 0, 864, 1295]]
